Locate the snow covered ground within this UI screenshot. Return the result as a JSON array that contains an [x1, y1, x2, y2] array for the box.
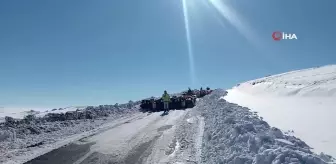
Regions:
[[2, 113, 144, 164], [7, 89, 333, 164], [0, 106, 87, 123], [35, 106, 87, 117], [2, 64, 336, 164], [76, 110, 190, 164], [0, 108, 39, 123], [200, 89, 334, 164], [0, 105, 140, 164], [224, 65, 336, 158], [21, 110, 198, 164]]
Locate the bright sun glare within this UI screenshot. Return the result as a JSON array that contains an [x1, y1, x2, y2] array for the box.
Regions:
[[182, 0, 196, 86], [181, 0, 255, 86]]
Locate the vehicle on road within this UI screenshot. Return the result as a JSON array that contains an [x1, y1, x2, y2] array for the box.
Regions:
[[140, 88, 212, 112]]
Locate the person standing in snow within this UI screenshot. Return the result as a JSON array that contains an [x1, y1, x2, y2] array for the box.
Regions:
[[151, 98, 156, 111], [181, 97, 186, 109], [187, 88, 193, 96], [162, 90, 171, 113]]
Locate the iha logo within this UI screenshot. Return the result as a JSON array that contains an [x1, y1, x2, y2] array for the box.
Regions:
[[272, 31, 298, 41]]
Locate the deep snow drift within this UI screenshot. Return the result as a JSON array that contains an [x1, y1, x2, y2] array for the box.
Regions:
[[224, 65, 336, 158], [0, 103, 140, 164], [198, 89, 334, 164]]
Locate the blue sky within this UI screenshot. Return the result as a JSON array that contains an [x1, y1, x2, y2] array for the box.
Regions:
[[1, 0, 335, 109]]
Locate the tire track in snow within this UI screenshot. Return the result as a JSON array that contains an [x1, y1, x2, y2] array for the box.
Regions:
[[195, 116, 205, 163], [76, 110, 187, 164], [74, 112, 164, 164]]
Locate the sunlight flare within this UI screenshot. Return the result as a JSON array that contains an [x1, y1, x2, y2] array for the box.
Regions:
[[207, 0, 256, 43], [182, 0, 197, 86]]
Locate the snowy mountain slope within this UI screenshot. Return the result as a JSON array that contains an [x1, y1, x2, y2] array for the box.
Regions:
[[224, 65, 336, 158], [200, 90, 334, 164], [235, 65, 336, 97]]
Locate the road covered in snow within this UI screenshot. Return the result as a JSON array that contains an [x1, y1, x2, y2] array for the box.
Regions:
[[2, 66, 336, 164], [11, 89, 333, 164], [22, 109, 206, 164]]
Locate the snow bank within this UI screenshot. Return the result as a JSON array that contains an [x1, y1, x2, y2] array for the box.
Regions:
[[0, 106, 86, 123], [0, 103, 140, 164], [168, 108, 206, 164], [225, 65, 336, 158], [35, 106, 87, 117], [0, 109, 39, 123], [197, 89, 334, 164]]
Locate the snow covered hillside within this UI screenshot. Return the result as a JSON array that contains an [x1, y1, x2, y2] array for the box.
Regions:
[[224, 65, 336, 158]]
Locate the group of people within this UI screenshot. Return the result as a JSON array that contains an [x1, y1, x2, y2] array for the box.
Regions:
[[141, 89, 200, 112], [160, 87, 211, 113]]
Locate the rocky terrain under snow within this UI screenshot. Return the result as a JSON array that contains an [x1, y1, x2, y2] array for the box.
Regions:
[[0, 102, 140, 164]]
